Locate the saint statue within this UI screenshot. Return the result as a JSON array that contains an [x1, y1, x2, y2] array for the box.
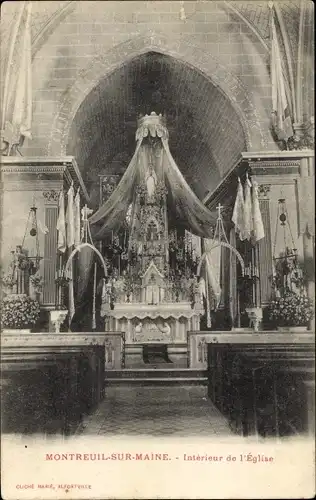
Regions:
[[146, 164, 157, 201]]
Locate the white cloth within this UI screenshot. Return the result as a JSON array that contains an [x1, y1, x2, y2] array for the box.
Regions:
[[56, 191, 66, 253], [89, 135, 216, 238], [2, 2, 32, 150], [243, 175, 253, 241], [251, 181, 265, 242], [271, 7, 293, 141], [232, 177, 246, 240], [205, 253, 221, 307], [66, 184, 75, 247], [199, 277, 206, 300], [74, 189, 81, 247]]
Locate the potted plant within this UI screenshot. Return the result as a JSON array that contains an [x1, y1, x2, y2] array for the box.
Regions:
[[1, 294, 40, 333], [267, 289, 314, 331]]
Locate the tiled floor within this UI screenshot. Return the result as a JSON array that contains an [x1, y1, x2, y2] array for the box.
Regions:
[[76, 385, 233, 437]]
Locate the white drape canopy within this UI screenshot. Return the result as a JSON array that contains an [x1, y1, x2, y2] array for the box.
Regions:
[[89, 117, 216, 238]]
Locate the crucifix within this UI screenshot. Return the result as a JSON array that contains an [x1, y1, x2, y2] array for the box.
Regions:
[[81, 204, 93, 243], [212, 203, 229, 244], [216, 203, 224, 221]]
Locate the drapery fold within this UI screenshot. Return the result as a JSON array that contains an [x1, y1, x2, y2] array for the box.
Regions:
[[89, 139, 143, 238], [161, 138, 215, 237], [89, 136, 215, 239]]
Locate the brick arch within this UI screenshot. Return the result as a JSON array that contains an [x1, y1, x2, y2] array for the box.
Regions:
[[48, 33, 268, 156]]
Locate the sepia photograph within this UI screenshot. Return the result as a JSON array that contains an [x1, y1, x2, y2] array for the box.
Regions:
[[0, 1, 315, 498]]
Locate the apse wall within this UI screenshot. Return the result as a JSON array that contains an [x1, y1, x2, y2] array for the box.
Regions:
[[65, 51, 248, 202]]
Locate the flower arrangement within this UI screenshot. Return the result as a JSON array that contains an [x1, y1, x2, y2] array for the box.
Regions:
[[1, 272, 17, 289], [267, 289, 314, 327], [30, 273, 43, 292], [1, 294, 40, 330]]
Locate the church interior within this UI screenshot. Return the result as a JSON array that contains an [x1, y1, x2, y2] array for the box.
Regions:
[[1, 1, 315, 440]]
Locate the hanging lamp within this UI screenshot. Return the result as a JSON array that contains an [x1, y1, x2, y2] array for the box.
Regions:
[[19, 205, 43, 275]]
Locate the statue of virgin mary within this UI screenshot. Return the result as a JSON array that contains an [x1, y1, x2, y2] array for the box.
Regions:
[[146, 164, 157, 201]]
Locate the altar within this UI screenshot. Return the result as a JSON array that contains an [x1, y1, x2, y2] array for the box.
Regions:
[[90, 112, 218, 364], [103, 300, 203, 344]]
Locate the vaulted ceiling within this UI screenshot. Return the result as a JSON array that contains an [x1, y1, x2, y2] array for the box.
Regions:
[[67, 51, 246, 206]]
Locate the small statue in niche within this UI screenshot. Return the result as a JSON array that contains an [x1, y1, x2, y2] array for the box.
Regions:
[[146, 273, 160, 305]]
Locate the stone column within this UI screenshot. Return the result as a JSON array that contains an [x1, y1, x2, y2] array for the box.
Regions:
[[42, 193, 59, 306], [300, 156, 315, 328], [257, 185, 273, 305]]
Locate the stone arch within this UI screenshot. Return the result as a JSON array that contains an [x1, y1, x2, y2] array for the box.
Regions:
[[48, 33, 268, 156]]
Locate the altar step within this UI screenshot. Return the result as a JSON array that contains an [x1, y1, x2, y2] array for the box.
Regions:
[[104, 368, 208, 386]]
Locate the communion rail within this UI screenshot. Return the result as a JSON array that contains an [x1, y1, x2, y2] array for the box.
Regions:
[[1, 333, 108, 435]]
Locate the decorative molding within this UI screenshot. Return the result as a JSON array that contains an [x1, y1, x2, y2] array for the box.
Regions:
[[252, 174, 298, 186], [187, 331, 314, 344], [250, 160, 300, 167], [1, 156, 89, 201], [1, 180, 63, 193], [43, 190, 59, 203], [241, 150, 314, 160], [258, 184, 271, 198], [1, 332, 115, 348], [249, 161, 301, 177], [1, 164, 66, 175]]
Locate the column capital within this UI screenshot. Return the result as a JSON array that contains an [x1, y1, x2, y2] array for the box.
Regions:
[[257, 184, 271, 198]]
